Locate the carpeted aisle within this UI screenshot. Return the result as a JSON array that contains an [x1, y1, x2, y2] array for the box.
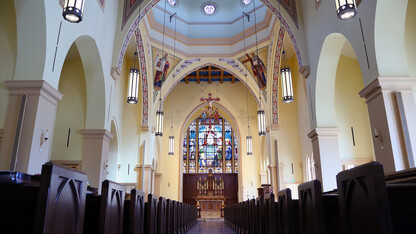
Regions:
[[187, 218, 235, 234]]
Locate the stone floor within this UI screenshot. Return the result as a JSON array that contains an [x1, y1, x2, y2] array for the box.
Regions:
[[187, 218, 235, 234]]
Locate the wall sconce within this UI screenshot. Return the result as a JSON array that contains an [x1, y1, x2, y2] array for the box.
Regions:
[[373, 127, 384, 150], [40, 130, 49, 151]]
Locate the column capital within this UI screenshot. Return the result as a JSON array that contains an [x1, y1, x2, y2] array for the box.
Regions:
[[5, 80, 63, 105], [81, 129, 113, 143], [360, 77, 416, 102], [308, 128, 340, 140]]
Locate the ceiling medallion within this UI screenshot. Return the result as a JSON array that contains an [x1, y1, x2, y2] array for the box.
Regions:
[[201, 1, 218, 16]]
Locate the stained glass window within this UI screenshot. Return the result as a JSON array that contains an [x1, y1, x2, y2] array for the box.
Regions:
[[182, 114, 238, 174]]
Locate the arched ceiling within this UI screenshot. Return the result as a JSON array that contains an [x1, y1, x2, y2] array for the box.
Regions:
[[152, 0, 266, 39]]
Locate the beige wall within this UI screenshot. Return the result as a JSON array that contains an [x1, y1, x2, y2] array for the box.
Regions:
[[51, 53, 86, 161], [269, 55, 306, 186], [158, 81, 261, 201], [335, 55, 374, 161]]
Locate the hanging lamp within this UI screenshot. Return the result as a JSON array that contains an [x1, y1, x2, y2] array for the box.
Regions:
[[242, 12, 253, 155], [155, 0, 168, 137], [62, 0, 85, 23], [251, 0, 266, 136], [168, 12, 177, 155], [281, 50, 294, 103], [335, 0, 357, 20], [127, 52, 140, 104]]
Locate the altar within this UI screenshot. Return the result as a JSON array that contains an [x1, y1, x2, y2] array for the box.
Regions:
[[196, 170, 225, 218]]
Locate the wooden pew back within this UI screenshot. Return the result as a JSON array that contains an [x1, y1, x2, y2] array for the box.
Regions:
[[123, 189, 145, 234], [336, 162, 392, 234], [144, 194, 158, 234]]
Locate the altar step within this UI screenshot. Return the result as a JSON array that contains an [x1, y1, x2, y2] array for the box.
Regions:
[[187, 218, 235, 234]]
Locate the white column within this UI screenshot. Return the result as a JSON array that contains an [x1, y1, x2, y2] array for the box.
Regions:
[[0, 81, 62, 173], [359, 77, 416, 172], [308, 128, 341, 192], [143, 164, 154, 195], [81, 129, 113, 191]]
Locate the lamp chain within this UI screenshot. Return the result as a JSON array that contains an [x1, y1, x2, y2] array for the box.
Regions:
[[171, 13, 177, 130]]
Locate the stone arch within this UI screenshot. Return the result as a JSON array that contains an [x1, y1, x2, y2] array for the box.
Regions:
[[161, 59, 261, 106], [116, 0, 303, 71], [404, 0, 416, 77], [374, 0, 410, 76], [73, 36, 107, 129], [178, 102, 243, 201], [316, 33, 355, 127], [51, 43, 87, 162], [0, 0, 17, 127], [13, 0, 46, 82]]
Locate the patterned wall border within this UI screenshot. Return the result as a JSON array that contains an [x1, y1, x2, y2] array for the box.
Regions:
[[271, 25, 286, 129], [276, 0, 298, 28], [259, 0, 302, 68], [135, 29, 149, 128]]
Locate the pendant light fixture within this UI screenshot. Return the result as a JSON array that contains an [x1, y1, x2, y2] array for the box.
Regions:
[[62, 0, 85, 23], [252, 0, 266, 136], [281, 50, 294, 103], [335, 0, 357, 20], [168, 12, 177, 155], [242, 11, 253, 155], [127, 2, 141, 104], [155, 0, 168, 137], [127, 51, 140, 104]]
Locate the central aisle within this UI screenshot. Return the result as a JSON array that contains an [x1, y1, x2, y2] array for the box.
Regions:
[[187, 218, 235, 234]]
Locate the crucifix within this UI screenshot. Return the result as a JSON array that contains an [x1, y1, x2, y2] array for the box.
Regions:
[[200, 93, 220, 128]]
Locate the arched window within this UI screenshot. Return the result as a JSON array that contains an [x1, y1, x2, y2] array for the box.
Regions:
[[183, 115, 238, 174]]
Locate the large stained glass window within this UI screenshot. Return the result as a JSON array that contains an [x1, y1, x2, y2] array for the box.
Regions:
[[183, 115, 238, 174]]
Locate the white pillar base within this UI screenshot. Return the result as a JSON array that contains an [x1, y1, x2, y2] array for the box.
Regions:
[[81, 129, 113, 191], [308, 128, 341, 192]]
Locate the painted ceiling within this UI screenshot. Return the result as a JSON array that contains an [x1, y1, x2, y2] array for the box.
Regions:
[[152, 0, 266, 39]]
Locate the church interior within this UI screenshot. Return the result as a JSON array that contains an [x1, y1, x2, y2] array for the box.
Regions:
[[1, 0, 416, 233]]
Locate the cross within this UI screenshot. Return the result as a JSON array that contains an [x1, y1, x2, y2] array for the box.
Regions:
[[200, 93, 220, 108]]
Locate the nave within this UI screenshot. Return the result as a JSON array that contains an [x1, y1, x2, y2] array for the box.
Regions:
[[187, 219, 235, 234]]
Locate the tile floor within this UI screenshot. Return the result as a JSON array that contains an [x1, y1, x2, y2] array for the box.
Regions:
[[187, 218, 235, 234]]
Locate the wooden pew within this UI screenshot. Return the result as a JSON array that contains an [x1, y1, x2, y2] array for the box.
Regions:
[[166, 199, 173, 234], [0, 162, 88, 234], [256, 196, 266, 234], [337, 161, 416, 234], [265, 193, 278, 234], [83, 180, 125, 234], [157, 197, 166, 234], [144, 194, 158, 234], [171, 201, 178, 234], [277, 188, 300, 234], [249, 198, 256, 234], [298, 180, 340, 234], [123, 189, 145, 234]]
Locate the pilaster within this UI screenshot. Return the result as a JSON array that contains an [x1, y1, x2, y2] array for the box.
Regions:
[[0, 80, 62, 173], [360, 77, 416, 172], [81, 129, 113, 191], [308, 128, 341, 191]]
